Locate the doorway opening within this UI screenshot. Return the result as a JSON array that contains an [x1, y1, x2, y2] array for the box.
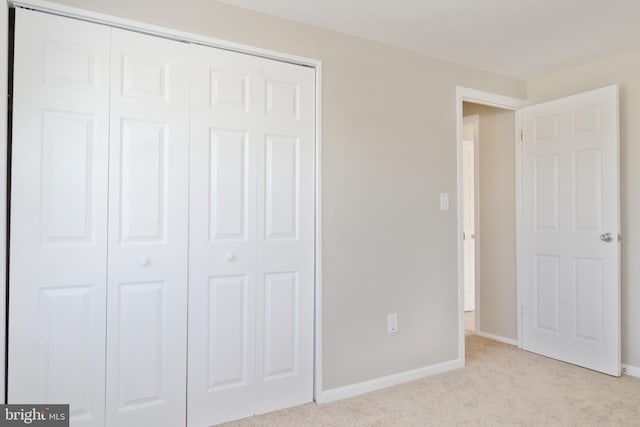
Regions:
[[455, 87, 527, 361]]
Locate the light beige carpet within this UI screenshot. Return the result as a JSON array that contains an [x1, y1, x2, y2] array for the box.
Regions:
[[224, 335, 640, 426]]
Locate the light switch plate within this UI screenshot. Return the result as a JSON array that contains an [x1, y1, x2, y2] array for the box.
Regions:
[[387, 313, 398, 334], [440, 192, 450, 211]]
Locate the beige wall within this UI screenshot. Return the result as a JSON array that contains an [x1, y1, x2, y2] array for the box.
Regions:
[[527, 48, 640, 369], [463, 103, 517, 341], [45, 0, 526, 390]]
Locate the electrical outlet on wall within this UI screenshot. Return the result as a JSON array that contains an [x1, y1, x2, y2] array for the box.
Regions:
[[387, 313, 398, 334]]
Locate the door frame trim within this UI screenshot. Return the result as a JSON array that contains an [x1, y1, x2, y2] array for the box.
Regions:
[[455, 87, 527, 364], [5, 0, 325, 404], [0, 0, 7, 405]]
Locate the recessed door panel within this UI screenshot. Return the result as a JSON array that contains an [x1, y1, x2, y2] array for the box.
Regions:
[[266, 80, 300, 119], [534, 155, 559, 232], [41, 111, 95, 244], [263, 272, 298, 379], [117, 282, 166, 410], [209, 129, 248, 241], [44, 40, 96, 90], [41, 286, 95, 422], [208, 275, 249, 390], [210, 70, 249, 111], [265, 135, 299, 240], [534, 255, 560, 334], [574, 257, 604, 343], [107, 28, 189, 427], [9, 10, 110, 427], [120, 120, 167, 243], [572, 149, 602, 232]]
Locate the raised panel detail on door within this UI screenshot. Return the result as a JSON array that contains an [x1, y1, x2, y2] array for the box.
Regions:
[[572, 106, 601, 135], [266, 81, 299, 119], [534, 155, 559, 231], [208, 275, 249, 390], [9, 10, 110, 427], [265, 135, 299, 240], [210, 70, 248, 111], [535, 255, 560, 334], [572, 150, 602, 231], [209, 129, 248, 241], [122, 55, 168, 101], [117, 281, 165, 410], [41, 286, 95, 422], [574, 257, 604, 343], [44, 40, 96, 89], [107, 28, 189, 427], [120, 119, 167, 243], [41, 110, 94, 244], [264, 272, 298, 379], [534, 115, 559, 144]]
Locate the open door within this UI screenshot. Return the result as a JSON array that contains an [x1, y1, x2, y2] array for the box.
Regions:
[[462, 117, 477, 312], [519, 85, 620, 376]]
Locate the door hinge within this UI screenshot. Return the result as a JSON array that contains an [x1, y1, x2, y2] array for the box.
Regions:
[[520, 130, 523, 141]]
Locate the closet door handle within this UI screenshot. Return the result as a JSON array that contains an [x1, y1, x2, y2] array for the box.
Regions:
[[139, 256, 150, 266], [224, 252, 235, 262]]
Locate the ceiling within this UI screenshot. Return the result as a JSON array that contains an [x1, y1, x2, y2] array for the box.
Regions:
[[218, 0, 640, 80]]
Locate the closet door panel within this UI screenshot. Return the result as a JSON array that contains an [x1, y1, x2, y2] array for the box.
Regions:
[[9, 10, 110, 427], [255, 58, 315, 415], [188, 45, 315, 425], [106, 28, 189, 427], [188, 44, 258, 427]]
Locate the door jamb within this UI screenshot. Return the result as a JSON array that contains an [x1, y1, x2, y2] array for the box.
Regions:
[[0, 0, 7, 405], [5, 0, 325, 404], [455, 87, 527, 364]]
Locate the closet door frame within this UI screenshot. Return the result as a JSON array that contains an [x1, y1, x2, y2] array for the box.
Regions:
[[0, 0, 8, 404], [4, 0, 324, 404]]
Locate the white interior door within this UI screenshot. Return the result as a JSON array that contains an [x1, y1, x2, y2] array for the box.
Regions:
[[254, 49, 315, 417], [188, 45, 315, 426], [106, 28, 190, 426], [520, 85, 620, 376], [9, 10, 110, 426], [462, 118, 477, 312], [187, 44, 258, 427]]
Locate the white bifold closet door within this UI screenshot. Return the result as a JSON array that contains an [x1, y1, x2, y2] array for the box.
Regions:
[[106, 29, 189, 427], [10, 9, 189, 427], [9, 10, 110, 427], [188, 45, 315, 426]]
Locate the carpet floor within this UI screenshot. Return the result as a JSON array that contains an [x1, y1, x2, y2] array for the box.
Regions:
[[224, 335, 640, 426]]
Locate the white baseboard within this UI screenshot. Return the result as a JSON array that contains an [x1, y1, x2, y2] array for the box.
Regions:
[[316, 358, 463, 404], [476, 330, 518, 346], [622, 364, 640, 378]]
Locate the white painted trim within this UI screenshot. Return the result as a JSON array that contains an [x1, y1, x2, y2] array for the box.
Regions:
[[10, 0, 320, 68], [313, 64, 323, 401], [476, 330, 518, 346], [317, 358, 463, 404], [456, 86, 527, 366], [0, 0, 7, 404], [622, 364, 640, 378], [7, 0, 324, 405], [514, 110, 524, 349]]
